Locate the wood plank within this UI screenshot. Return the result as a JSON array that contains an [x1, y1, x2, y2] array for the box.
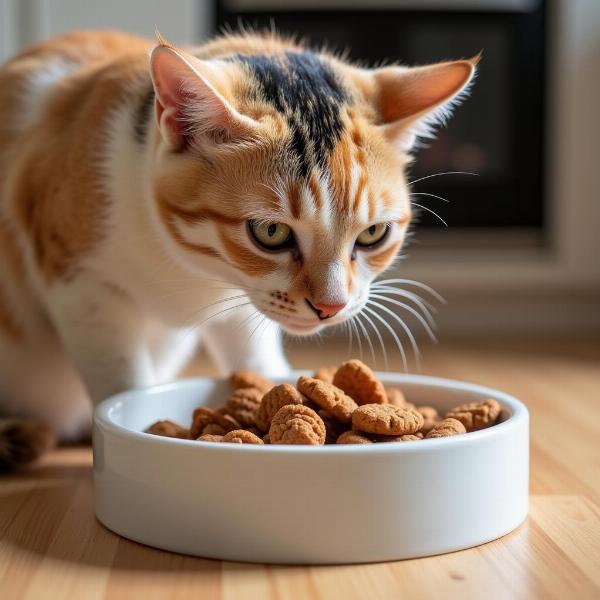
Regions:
[[22, 468, 118, 600], [529, 495, 600, 592], [1, 338, 599, 599], [105, 537, 222, 600], [0, 473, 82, 597]]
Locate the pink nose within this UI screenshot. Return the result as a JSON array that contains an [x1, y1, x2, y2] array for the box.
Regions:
[[307, 300, 347, 319]]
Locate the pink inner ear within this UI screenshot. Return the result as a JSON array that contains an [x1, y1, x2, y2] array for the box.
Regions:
[[150, 46, 255, 150], [151, 48, 196, 150], [379, 61, 473, 123], [154, 97, 187, 150]]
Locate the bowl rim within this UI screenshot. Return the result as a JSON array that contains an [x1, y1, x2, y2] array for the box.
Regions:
[[94, 372, 529, 456]]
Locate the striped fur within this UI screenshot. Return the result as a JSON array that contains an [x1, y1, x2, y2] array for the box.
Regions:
[[0, 30, 476, 465]]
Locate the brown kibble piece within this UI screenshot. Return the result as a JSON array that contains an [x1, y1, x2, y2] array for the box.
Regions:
[[222, 387, 263, 427], [352, 404, 424, 435], [303, 399, 321, 412], [318, 409, 347, 444], [262, 433, 271, 444], [202, 423, 227, 436], [446, 399, 501, 431], [255, 384, 304, 432], [426, 418, 467, 438], [417, 406, 439, 434], [190, 407, 240, 439], [336, 430, 373, 444], [378, 433, 423, 442], [222, 430, 264, 444], [269, 405, 326, 445], [386, 387, 407, 407], [314, 366, 337, 383], [297, 376, 358, 423], [333, 359, 387, 405], [229, 370, 273, 393], [196, 434, 223, 442], [145, 420, 189, 439]]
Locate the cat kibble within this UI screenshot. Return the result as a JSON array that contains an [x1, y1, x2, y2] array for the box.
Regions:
[[145, 360, 502, 445]]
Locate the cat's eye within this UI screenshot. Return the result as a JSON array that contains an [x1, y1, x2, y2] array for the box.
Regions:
[[356, 223, 390, 248], [248, 221, 294, 250]]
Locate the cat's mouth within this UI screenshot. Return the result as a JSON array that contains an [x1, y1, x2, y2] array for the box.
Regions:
[[275, 316, 325, 336], [264, 306, 364, 336]]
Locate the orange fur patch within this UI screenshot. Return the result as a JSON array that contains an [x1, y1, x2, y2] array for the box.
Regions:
[[307, 173, 323, 211], [218, 228, 277, 277], [155, 200, 227, 262], [0, 284, 22, 339], [2, 32, 152, 282], [365, 240, 402, 271], [288, 180, 302, 219]]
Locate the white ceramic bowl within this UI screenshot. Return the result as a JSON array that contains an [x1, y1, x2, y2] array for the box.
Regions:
[[93, 372, 529, 564]]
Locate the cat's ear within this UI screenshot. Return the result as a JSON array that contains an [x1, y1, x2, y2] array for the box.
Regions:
[[150, 42, 258, 151], [371, 56, 479, 151]]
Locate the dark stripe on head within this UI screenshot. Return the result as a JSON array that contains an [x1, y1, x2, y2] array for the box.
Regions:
[[133, 88, 155, 144], [233, 52, 348, 177]]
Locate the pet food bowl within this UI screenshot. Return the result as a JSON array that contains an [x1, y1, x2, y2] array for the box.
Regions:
[[93, 372, 529, 564]]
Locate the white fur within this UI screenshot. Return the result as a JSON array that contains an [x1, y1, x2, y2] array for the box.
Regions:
[[0, 46, 421, 442], [15, 59, 77, 133], [0, 59, 292, 441]]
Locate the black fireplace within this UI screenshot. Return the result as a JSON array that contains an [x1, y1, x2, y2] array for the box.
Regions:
[[214, 0, 548, 231]]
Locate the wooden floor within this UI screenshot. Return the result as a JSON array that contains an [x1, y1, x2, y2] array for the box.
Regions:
[[1, 337, 599, 599]]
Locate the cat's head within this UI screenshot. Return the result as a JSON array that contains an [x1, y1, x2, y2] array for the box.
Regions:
[[149, 34, 477, 335]]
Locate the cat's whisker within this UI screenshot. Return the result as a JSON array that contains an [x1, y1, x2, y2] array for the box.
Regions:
[[371, 285, 438, 325], [410, 202, 448, 227], [233, 310, 262, 371], [346, 319, 354, 357], [256, 316, 275, 348], [372, 282, 437, 308], [409, 171, 479, 185], [246, 314, 268, 351], [193, 276, 261, 290], [409, 191, 450, 203], [363, 305, 408, 373], [238, 308, 261, 330], [156, 290, 248, 306], [369, 293, 438, 340], [356, 313, 377, 367], [366, 299, 421, 366], [179, 298, 252, 334], [360, 309, 389, 370], [371, 290, 437, 330], [194, 295, 252, 321], [172, 300, 254, 353], [349, 317, 364, 361], [374, 279, 445, 303], [185, 277, 264, 295]]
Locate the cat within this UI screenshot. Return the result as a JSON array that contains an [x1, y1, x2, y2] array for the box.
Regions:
[[0, 29, 476, 469]]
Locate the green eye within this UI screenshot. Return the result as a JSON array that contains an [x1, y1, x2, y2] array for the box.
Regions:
[[356, 223, 389, 247], [248, 221, 294, 250]]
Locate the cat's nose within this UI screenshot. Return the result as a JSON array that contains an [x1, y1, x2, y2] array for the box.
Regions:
[[305, 299, 347, 320]]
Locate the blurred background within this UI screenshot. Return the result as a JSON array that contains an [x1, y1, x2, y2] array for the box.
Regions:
[[1, 0, 598, 339]]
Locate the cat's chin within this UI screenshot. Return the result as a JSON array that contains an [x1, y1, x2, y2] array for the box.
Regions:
[[277, 320, 325, 336]]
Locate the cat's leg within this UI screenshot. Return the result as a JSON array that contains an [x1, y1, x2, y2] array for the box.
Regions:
[[147, 322, 201, 383], [0, 319, 89, 470], [47, 274, 156, 407], [201, 306, 291, 376], [0, 418, 55, 471]]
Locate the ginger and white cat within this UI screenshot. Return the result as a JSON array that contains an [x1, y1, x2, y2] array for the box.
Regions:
[[0, 30, 476, 468]]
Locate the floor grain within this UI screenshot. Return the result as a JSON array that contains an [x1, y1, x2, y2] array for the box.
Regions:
[[1, 337, 599, 599]]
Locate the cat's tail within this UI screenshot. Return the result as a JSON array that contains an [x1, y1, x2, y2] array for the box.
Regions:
[[0, 418, 55, 471]]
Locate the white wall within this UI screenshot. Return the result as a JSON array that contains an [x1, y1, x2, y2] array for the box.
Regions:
[[0, 0, 213, 61], [1, 0, 598, 334]]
